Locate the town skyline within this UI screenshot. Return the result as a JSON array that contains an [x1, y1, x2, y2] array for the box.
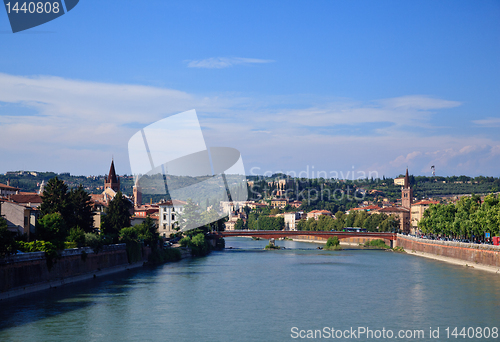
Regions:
[[1, 1, 499, 177], [3, 164, 500, 179]]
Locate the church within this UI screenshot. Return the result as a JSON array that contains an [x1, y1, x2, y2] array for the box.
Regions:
[[91, 159, 135, 229]]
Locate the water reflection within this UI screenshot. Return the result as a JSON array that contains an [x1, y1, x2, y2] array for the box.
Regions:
[[0, 238, 499, 342]]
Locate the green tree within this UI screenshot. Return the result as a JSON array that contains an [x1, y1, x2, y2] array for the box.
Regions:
[[235, 219, 244, 230], [36, 212, 67, 247], [101, 192, 132, 242], [40, 177, 69, 218], [379, 215, 399, 232], [317, 215, 335, 231], [308, 218, 318, 231], [68, 185, 94, 233], [324, 236, 341, 250], [326, 236, 340, 247], [345, 211, 357, 227], [119, 226, 142, 263], [177, 199, 203, 231], [84, 232, 103, 254], [190, 233, 209, 256], [353, 211, 369, 228], [247, 212, 259, 230], [39, 178, 94, 237], [67, 227, 85, 246], [136, 216, 159, 249], [270, 207, 281, 215], [296, 218, 306, 231], [0, 217, 17, 257]]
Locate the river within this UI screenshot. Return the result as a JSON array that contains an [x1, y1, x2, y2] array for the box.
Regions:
[[1, 237, 499, 341]]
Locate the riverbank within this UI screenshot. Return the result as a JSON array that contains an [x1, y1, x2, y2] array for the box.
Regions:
[[291, 238, 360, 246], [403, 248, 500, 274], [397, 234, 500, 275], [292, 235, 500, 274], [0, 260, 146, 301], [0, 245, 191, 301]]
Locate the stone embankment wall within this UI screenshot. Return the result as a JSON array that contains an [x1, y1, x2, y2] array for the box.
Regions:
[[294, 235, 391, 245], [396, 234, 500, 267], [0, 244, 151, 300]]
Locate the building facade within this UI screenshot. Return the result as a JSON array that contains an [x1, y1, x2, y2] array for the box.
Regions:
[[306, 209, 333, 220], [0, 183, 19, 196], [0, 201, 38, 239], [157, 200, 186, 238], [410, 200, 440, 233], [271, 198, 289, 209], [284, 212, 304, 231]]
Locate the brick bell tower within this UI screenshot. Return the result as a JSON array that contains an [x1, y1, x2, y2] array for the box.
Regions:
[[133, 176, 142, 208], [401, 168, 412, 209], [104, 159, 120, 193]]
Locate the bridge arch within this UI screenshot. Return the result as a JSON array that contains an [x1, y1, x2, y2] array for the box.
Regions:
[[210, 230, 397, 245]]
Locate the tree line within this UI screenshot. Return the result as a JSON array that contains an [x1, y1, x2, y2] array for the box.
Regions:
[[0, 177, 171, 263], [296, 211, 399, 232], [235, 209, 399, 232], [418, 194, 500, 241]]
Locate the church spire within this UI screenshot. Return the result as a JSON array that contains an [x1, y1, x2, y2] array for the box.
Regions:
[[107, 159, 118, 184], [404, 168, 410, 189], [104, 159, 120, 193]]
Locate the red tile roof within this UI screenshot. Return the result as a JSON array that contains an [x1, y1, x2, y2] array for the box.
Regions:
[[0, 183, 19, 191], [9, 194, 42, 204], [158, 199, 187, 206], [412, 200, 439, 206], [375, 206, 409, 213], [308, 210, 332, 215]]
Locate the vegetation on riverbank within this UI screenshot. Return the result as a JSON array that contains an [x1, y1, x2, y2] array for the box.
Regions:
[[418, 194, 500, 242], [362, 239, 406, 253], [180, 233, 211, 256], [392, 246, 406, 253], [363, 239, 390, 249], [323, 237, 342, 250], [264, 243, 281, 250], [1, 178, 186, 269]]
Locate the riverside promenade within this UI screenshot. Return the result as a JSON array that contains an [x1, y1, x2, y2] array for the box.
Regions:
[[397, 234, 500, 274]]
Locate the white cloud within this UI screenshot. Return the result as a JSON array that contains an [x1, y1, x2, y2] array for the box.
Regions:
[[0, 72, 498, 177], [186, 57, 274, 69], [262, 95, 462, 130], [473, 117, 500, 127], [0, 72, 244, 174], [378, 95, 461, 110]]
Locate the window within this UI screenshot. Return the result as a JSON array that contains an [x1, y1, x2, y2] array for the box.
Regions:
[[172, 214, 175, 220]]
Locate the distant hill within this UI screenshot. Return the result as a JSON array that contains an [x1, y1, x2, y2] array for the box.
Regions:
[[2, 171, 499, 207]]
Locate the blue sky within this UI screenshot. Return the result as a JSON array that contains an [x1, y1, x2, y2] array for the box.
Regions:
[[0, 0, 499, 178]]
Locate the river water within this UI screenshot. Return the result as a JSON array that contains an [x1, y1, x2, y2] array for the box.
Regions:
[[1, 238, 499, 341]]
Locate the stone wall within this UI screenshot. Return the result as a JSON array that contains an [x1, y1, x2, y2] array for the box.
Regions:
[[294, 235, 392, 246], [0, 244, 150, 298], [396, 234, 500, 268]]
